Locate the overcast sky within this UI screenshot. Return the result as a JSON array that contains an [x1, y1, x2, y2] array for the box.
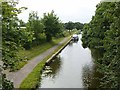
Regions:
[[17, 0, 101, 23]]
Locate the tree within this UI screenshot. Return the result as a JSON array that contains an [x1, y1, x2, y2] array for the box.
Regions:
[[27, 11, 44, 46], [64, 21, 74, 30], [2, 0, 33, 70], [99, 2, 120, 88], [74, 22, 84, 30], [2, 73, 14, 90], [42, 10, 63, 42], [19, 19, 26, 27], [64, 21, 83, 30]]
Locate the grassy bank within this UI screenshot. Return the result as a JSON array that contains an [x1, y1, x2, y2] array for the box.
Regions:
[[15, 37, 65, 70], [18, 37, 65, 60], [20, 36, 71, 89]]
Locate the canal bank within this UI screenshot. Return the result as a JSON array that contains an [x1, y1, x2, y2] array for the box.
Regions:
[[45, 38, 72, 65]]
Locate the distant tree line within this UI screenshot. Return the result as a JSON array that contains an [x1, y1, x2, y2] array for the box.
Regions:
[[82, 2, 120, 88], [64, 21, 84, 30]]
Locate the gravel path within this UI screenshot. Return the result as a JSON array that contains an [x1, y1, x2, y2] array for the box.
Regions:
[[6, 37, 69, 88]]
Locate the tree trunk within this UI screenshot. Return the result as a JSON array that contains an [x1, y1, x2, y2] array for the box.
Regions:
[[46, 34, 52, 42]]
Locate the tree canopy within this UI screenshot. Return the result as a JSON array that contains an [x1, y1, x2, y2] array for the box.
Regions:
[[64, 21, 83, 30], [42, 11, 63, 42], [2, 1, 30, 70]]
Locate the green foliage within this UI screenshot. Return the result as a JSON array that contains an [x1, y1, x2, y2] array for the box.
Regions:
[[82, 2, 120, 88], [19, 20, 26, 27], [2, 1, 21, 70], [64, 21, 83, 30], [2, 1, 33, 70], [27, 11, 45, 46], [81, 24, 90, 48], [2, 73, 14, 90], [64, 21, 74, 30], [74, 22, 84, 30], [42, 10, 63, 42], [19, 27, 34, 50]]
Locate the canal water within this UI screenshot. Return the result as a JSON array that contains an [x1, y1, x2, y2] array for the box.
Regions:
[[39, 34, 100, 88]]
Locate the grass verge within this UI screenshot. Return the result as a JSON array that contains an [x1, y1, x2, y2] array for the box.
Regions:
[[15, 37, 66, 70], [19, 37, 71, 89]]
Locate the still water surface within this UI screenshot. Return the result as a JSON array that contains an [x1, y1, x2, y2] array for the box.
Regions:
[[39, 34, 99, 88]]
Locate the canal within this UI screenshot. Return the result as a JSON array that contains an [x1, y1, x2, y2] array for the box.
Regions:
[[39, 34, 100, 88]]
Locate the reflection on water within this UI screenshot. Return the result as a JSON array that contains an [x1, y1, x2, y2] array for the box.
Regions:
[[41, 56, 61, 78], [39, 34, 101, 88], [82, 49, 103, 88], [82, 64, 101, 88], [82, 63, 94, 88]]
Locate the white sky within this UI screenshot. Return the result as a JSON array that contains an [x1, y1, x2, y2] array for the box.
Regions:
[[17, 0, 101, 23]]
